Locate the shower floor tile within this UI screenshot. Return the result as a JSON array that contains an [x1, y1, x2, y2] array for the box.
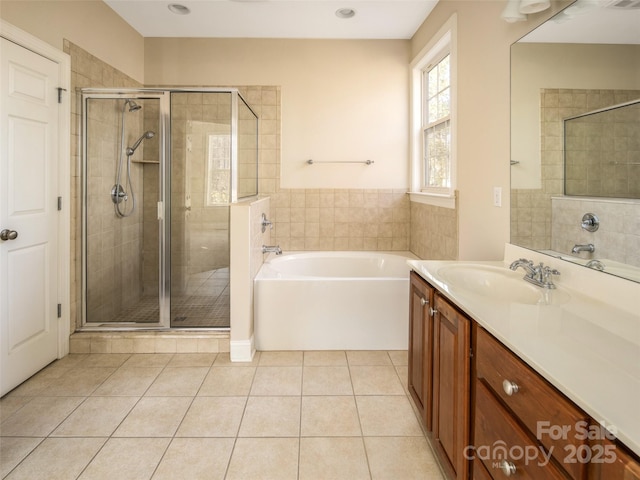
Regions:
[[99, 268, 230, 327]]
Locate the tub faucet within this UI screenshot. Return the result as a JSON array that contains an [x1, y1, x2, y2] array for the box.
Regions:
[[571, 243, 595, 254], [586, 259, 605, 271], [262, 245, 282, 255], [509, 258, 560, 289]]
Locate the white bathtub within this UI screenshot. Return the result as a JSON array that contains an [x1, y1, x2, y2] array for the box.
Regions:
[[254, 251, 414, 350]]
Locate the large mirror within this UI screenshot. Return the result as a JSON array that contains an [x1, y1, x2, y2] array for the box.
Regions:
[[510, 1, 640, 283]]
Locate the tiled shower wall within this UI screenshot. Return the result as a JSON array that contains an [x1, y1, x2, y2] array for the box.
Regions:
[[511, 88, 640, 251], [170, 92, 234, 296], [65, 41, 144, 330], [84, 98, 145, 323], [565, 99, 640, 198], [551, 196, 640, 268]]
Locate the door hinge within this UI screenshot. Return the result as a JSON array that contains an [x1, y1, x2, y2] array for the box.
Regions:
[[57, 303, 62, 318], [57, 87, 66, 104], [57, 196, 62, 211], [469, 347, 474, 358]]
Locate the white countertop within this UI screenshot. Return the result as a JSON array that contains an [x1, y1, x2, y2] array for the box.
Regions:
[[408, 244, 640, 457]]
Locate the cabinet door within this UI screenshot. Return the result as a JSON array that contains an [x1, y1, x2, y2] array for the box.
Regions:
[[433, 293, 472, 480], [408, 271, 434, 430], [589, 439, 640, 480]]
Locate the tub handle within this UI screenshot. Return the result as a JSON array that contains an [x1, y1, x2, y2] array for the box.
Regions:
[[420, 297, 429, 307]]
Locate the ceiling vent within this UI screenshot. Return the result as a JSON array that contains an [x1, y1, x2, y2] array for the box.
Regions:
[[603, 0, 640, 9]]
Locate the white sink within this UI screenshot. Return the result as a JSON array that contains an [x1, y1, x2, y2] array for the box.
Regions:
[[436, 264, 571, 306]]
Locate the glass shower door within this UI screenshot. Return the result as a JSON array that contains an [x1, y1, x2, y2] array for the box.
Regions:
[[83, 95, 162, 326], [170, 92, 232, 328]]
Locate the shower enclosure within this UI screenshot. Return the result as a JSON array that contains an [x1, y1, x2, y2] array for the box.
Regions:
[[81, 89, 258, 329]]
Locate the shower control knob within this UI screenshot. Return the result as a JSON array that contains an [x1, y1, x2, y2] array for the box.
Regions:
[[0, 229, 18, 241]]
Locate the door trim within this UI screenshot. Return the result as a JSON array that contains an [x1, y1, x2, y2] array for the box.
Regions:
[[1, 20, 71, 358]]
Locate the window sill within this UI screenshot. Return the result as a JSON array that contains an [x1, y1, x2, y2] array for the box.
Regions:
[[409, 191, 457, 209]]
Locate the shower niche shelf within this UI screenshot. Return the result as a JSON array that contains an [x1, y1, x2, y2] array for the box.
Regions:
[[132, 159, 159, 164]]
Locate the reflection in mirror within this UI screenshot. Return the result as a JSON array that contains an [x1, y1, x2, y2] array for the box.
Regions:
[[564, 100, 640, 198], [510, 3, 640, 283]]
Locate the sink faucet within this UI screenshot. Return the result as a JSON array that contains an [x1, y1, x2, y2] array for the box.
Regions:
[[571, 243, 595, 254], [509, 258, 560, 289], [262, 245, 282, 255]]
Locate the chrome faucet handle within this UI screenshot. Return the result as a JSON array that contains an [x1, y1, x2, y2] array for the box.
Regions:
[[586, 259, 605, 271], [540, 265, 560, 288], [261, 213, 273, 233]]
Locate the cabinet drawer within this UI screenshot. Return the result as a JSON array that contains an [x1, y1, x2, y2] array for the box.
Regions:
[[474, 379, 567, 480], [476, 327, 588, 480]]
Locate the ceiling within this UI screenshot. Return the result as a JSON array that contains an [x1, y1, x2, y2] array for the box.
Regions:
[[104, 0, 439, 39], [520, 3, 640, 44]]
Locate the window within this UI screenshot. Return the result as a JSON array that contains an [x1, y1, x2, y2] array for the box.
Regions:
[[423, 54, 451, 190], [410, 14, 456, 207]]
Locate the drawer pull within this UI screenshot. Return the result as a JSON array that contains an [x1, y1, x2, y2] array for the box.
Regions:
[[499, 460, 517, 477], [420, 297, 429, 306], [429, 307, 437, 316], [502, 379, 520, 396]]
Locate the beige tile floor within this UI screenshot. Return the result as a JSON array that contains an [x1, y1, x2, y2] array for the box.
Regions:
[[0, 350, 445, 480]]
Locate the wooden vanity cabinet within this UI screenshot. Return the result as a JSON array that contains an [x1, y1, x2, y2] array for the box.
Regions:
[[475, 326, 589, 480], [408, 271, 472, 480], [407, 271, 640, 480], [589, 439, 640, 480], [432, 292, 472, 480], [408, 271, 435, 429]]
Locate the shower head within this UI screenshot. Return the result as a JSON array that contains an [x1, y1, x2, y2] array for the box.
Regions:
[[126, 131, 155, 156], [125, 99, 142, 112]]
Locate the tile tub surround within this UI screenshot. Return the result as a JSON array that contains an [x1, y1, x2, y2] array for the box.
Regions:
[[0, 350, 445, 480], [551, 196, 640, 269]]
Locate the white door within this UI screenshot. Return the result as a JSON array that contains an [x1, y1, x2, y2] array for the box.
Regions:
[[0, 38, 60, 396]]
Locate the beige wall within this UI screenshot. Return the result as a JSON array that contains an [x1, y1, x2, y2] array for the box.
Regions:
[[511, 43, 640, 190], [410, 0, 570, 261], [144, 38, 410, 190], [0, 1, 144, 82]]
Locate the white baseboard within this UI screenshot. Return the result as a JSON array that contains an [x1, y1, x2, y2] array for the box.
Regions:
[[230, 336, 255, 362]]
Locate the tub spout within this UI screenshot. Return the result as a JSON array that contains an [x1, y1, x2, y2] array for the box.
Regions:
[[571, 243, 595, 254], [262, 245, 282, 255]]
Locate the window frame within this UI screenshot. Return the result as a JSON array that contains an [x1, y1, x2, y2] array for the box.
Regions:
[[410, 14, 457, 208]]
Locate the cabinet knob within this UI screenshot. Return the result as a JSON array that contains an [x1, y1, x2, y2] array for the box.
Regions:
[[429, 307, 437, 316], [502, 379, 520, 396], [499, 460, 517, 477], [420, 297, 429, 306]]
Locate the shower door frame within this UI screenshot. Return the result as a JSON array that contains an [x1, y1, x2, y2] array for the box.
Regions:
[[80, 87, 254, 330], [81, 90, 170, 329]]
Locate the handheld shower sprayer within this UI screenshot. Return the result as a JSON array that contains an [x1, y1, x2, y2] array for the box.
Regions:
[[126, 131, 155, 156], [112, 98, 152, 217]]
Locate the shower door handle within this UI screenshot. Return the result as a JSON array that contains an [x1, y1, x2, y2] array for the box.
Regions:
[[0, 229, 18, 241]]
